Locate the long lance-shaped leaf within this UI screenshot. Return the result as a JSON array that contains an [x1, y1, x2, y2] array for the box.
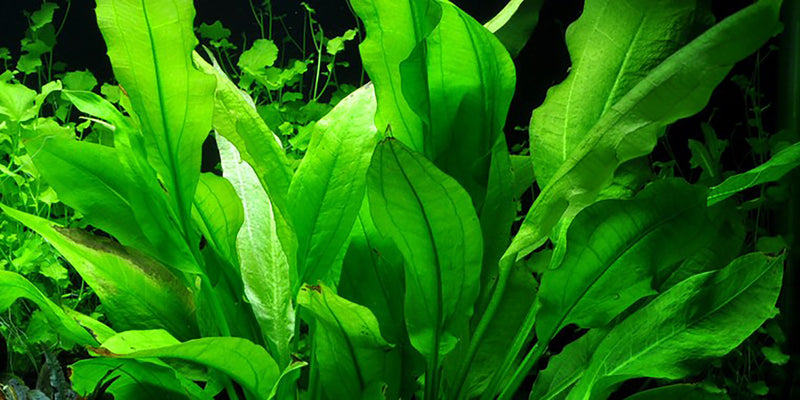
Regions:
[[0, 271, 98, 346], [530, 0, 705, 186], [288, 85, 378, 292], [505, 0, 782, 266], [348, 0, 442, 152], [297, 283, 395, 400], [473, 4, 783, 391], [91, 330, 280, 400], [95, 0, 215, 232], [367, 139, 482, 377], [193, 51, 293, 213], [535, 180, 711, 343], [217, 134, 294, 366], [567, 253, 784, 399], [707, 141, 800, 205], [24, 134, 198, 273], [1, 204, 198, 340]]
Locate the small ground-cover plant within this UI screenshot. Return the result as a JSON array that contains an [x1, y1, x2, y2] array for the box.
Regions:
[[0, 0, 798, 399]]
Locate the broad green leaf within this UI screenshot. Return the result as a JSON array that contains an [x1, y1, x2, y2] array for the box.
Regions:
[[567, 253, 784, 399], [71, 358, 202, 400], [63, 70, 98, 91], [536, 180, 711, 343], [530, 0, 702, 187], [96, 0, 216, 229], [1, 204, 198, 340], [193, 52, 293, 215], [24, 135, 198, 273], [707, 141, 800, 205], [61, 90, 134, 132], [349, 0, 441, 152], [505, 0, 782, 264], [624, 385, 729, 400], [288, 85, 378, 291], [92, 330, 280, 400], [297, 283, 395, 400], [217, 134, 294, 366], [529, 329, 608, 400], [238, 39, 279, 71], [0, 81, 37, 122], [0, 271, 98, 346], [192, 173, 244, 267], [511, 154, 535, 198], [484, 0, 544, 57], [367, 138, 482, 360]]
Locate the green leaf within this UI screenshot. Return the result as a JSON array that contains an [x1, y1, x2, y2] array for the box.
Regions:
[[367, 138, 482, 361], [624, 385, 729, 400], [30, 2, 59, 31], [217, 134, 294, 366], [506, 0, 783, 264], [530, 0, 704, 187], [484, 0, 544, 57], [0, 81, 38, 122], [567, 253, 784, 399], [348, 0, 441, 152], [707, 141, 800, 205], [63, 70, 98, 91], [1, 204, 198, 340], [0, 270, 98, 346], [96, 0, 216, 231], [25, 134, 197, 273], [238, 39, 279, 72], [536, 180, 712, 342], [326, 29, 358, 56], [529, 329, 608, 400], [297, 283, 394, 400], [288, 85, 378, 291], [198, 20, 231, 41], [92, 330, 280, 400], [761, 345, 790, 365], [194, 52, 293, 215], [71, 358, 201, 400], [192, 173, 243, 267]]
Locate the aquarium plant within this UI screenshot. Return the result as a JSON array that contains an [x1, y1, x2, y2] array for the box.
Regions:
[[0, 0, 798, 399]]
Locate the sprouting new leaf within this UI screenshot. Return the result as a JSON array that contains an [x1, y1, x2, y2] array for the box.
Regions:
[[536, 179, 712, 342], [567, 253, 784, 399], [707, 141, 800, 205], [298, 283, 395, 399], [367, 138, 482, 360]]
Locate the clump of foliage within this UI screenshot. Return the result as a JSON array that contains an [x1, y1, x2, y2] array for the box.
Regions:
[[0, 0, 798, 399]]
